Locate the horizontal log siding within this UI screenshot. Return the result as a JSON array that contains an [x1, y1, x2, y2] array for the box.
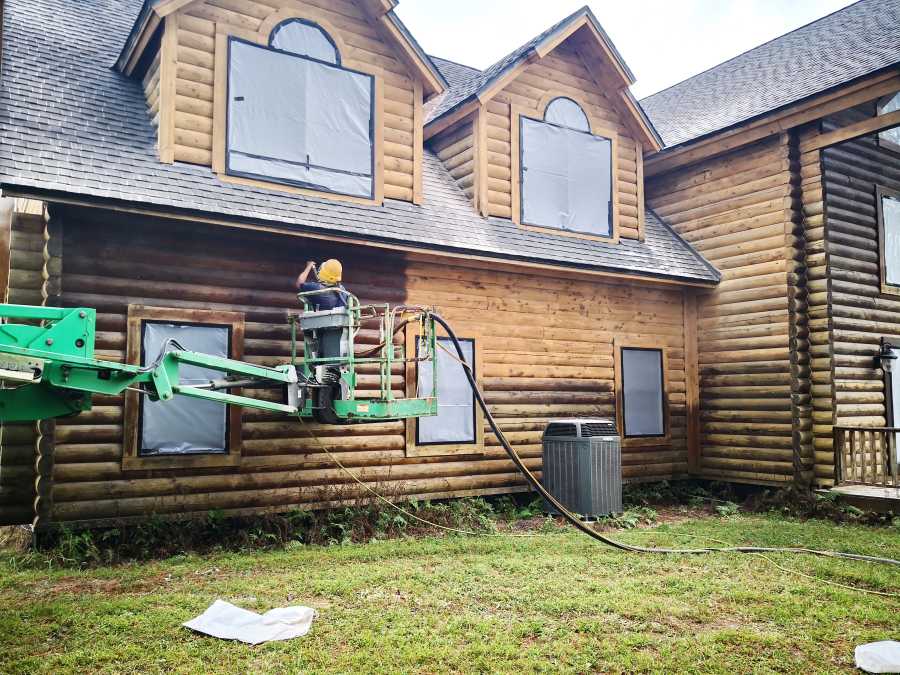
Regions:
[[816, 104, 900, 483], [51, 210, 421, 522], [799, 126, 833, 485], [173, 0, 418, 201], [493, 44, 643, 239], [428, 116, 476, 201], [647, 135, 796, 484], [143, 51, 161, 128], [405, 259, 690, 484], [40, 205, 690, 524], [0, 210, 46, 525]]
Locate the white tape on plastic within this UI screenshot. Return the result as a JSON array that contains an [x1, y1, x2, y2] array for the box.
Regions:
[[184, 599, 317, 645]]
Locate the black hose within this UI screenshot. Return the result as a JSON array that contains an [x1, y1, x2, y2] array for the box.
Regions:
[[429, 313, 900, 567]]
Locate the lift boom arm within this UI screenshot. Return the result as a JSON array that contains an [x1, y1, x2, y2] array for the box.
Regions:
[[0, 302, 438, 424], [0, 304, 302, 423]]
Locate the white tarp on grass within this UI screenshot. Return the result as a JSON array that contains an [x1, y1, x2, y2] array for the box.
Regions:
[[184, 600, 316, 645]]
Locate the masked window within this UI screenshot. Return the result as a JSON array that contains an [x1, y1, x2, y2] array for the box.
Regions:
[[878, 92, 900, 151], [881, 191, 900, 288], [620, 347, 665, 438], [416, 337, 476, 445], [521, 97, 612, 237], [140, 322, 230, 456], [226, 34, 374, 199]]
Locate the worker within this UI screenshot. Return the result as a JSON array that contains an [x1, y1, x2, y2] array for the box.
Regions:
[[295, 259, 347, 311]]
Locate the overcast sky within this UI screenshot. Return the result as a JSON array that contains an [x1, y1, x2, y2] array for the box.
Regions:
[[395, 0, 859, 99]]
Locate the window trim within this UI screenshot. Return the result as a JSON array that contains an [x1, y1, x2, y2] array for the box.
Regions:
[[212, 19, 385, 207], [404, 324, 485, 458], [877, 185, 900, 297], [877, 92, 900, 155], [122, 306, 246, 472], [614, 338, 670, 447], [224, 35, 376, 201], [510, 91, 620, 244]]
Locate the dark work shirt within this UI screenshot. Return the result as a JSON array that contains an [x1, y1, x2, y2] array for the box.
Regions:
[[300, 281, 348, 310]]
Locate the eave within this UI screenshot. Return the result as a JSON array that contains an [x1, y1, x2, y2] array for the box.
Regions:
[[0, 184, 719, 289], [645, 65, 900, 177], [115, 0, 447, 97], [424, 7, 662, 151]]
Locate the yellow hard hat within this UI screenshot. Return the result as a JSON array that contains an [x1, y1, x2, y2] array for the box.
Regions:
[[318, 259, 343, 285]]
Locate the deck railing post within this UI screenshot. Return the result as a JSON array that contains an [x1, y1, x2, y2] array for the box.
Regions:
[[833, 426, 900, 488]]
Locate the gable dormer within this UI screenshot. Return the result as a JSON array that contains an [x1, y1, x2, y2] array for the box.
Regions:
[[117, 0, 446, 206], [425, 7, 662, 243]]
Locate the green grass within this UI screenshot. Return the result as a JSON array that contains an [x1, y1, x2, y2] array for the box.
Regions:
[[1, 513, 898, 674]]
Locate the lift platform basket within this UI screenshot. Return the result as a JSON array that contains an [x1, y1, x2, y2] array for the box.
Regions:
[[541, 419, 622, 518]]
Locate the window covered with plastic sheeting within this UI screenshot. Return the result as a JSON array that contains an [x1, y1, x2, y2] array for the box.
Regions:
[[140, 322, 230, 456], [520, 98, 612, 237], [270, 19, 339, 64], [881, 191, 900, 288], [621, 347, 665, 438], [226, 37, 375, 199], [878, 92, 900, 151], [416, 337, 476, 445]]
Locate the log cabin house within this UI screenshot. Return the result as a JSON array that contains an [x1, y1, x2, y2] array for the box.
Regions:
[[0, 0, 897, 528]]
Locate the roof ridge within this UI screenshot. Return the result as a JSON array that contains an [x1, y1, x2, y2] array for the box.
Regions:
[[640, 0, 865, 102]]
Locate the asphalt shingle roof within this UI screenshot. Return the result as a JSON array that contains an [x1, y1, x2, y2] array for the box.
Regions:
[[0, 0, 719, 284], [640, 0, 900, 148]]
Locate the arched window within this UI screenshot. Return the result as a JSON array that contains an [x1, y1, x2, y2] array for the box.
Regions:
[[878, 92, 900, 152], [544, 97, 590, 132], [520, 97, 613, 236], [224, 21, 374, 199], [270, 19, 340, 65]]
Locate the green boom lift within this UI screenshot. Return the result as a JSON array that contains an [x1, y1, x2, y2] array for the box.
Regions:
[[0, 293, 440, 424]]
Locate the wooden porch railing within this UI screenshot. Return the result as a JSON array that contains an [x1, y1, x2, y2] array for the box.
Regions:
[[833, 427, 900, 487]]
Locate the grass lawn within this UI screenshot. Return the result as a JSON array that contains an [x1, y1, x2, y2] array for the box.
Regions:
[[1, 512, 898, 674]]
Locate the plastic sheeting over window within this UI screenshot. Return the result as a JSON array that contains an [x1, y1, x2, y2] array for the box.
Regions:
[[417, 338, 475, 445], [883, 195, 900, 286], [544, 97, 590, 132], [140, 323, 229, 456], [270, 19, 339, 64], [227, 39, 374, 199], [621, 348, 665, 437], [521, 117, 612, 236], [878, 92, 900, 149]]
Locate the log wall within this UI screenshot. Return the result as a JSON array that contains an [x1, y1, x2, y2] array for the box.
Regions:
[[814, 105, 900, 484], [0, 205, 46, 525], [405, 258, 691, 483], [799, 125, 833, 485], [490, 43, 644, 239], [164, 0, 418, 202], [646, 135, 798, 484], [428, 115, 476, 201], [2, 205, 694, 525], [143, 51, 161, 128]]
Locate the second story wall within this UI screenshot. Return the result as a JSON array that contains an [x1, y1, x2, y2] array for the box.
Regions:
[[149, 0, 422, 204]]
